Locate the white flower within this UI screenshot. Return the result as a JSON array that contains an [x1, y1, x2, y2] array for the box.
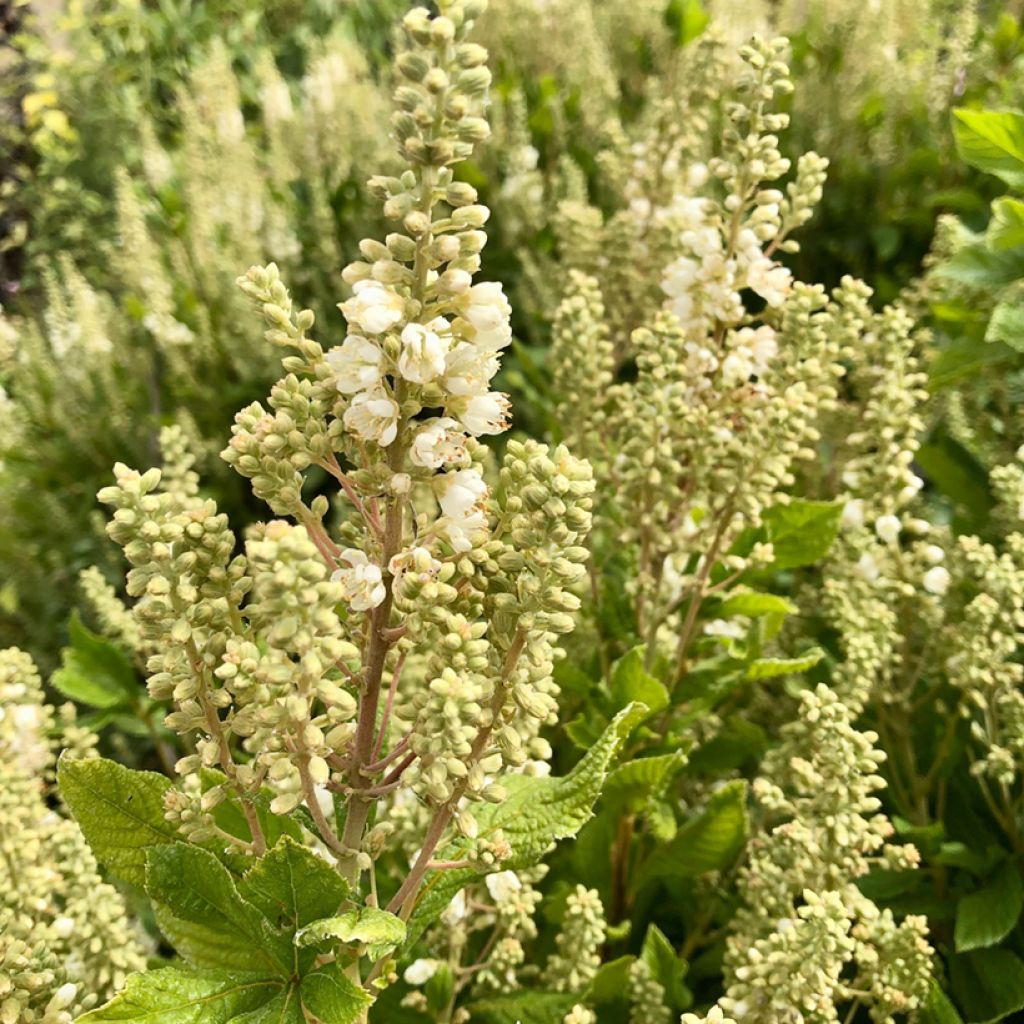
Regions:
[[745, 256, 792, 307], [436, 468, 489, 552], [923, 544, 945, 564], [332, 549, 386, 611], [485, 870, 522, 903], [343, 392, 400, 446], [856, 553, 881, 582], [841, 500, 865, 529], [437, 468, 487, 518], [389, 546, 442, 586], [340, 280, 405, 335], [923, 566, 951, 596], [441, 889, 467, 926], [461, 281, 511, 333], [404, 959, 440, 986], [410, 417, 466, 469], [325, 335, 382, 394], [450, 391, 510, 436], [443, 342, 500, 396], [721, 350, 754, 386], [705, 618, 746, 640], [398, 320, 449, 384], [875, 515, 902, 545]]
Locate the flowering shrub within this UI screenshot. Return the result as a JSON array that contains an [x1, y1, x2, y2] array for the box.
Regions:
[[6, 1, 1024, 1023]]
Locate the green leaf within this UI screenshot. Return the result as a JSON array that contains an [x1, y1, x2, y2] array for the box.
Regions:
[[666, 0, 708, 47], [603, 751, 688, 814], [58, 754, 180, 888], [296, 908, 406, 961], [299, 964, 373, 1024], [227, 986, 303, 1024], [466, 991, 580, 1024], [240, 837, 349, 933], [921, 980, 966, 1024], [76, 968, 282, 1023], [52, 610, 139, 709], [953, 108, 1024, 188], [985, 299, 1024, 351], [949, 948, 1024, 1024], [935, 237, 1024, 288], [988, 197, 1024, 250], [609, 647, 668, 717], [146, 846, 292, 976], [718, 592, 798, 619], [407, 703, 648, 943], [955, 860, 1024, 952], [588, 955, 635, 1005], [642, 780, 748, 887], [640, 924, 692, 1012], [763, 500, 842, 570], [745, 647, 824, 681]]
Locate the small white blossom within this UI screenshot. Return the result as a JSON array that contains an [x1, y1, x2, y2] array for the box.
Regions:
[[461, 281, 512, 334], [343, 391, 400, 446], [410, 417, 466, 469], [841, 499, 865, 529], [332, 549, 386, 611], [398, 320, 449, 384], [436, 467, 488, 552], [745, 256, 793, 307], [325, 335, 382, 394], [875, 514, 902, 544], [922, 566, 951, 596], [403, 959, 440, 986], [443, 342, 500, 395], [485, 870, 522, 903], [441, 889, 467, 926], [449, 391, 511, 435], [340, 280, 405, 335]]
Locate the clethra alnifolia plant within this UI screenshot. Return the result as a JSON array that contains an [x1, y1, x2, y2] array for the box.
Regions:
[[59, 3, 634, 1022]]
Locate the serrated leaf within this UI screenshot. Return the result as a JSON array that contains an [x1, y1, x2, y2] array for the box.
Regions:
[[955, 860, 1024, 952], [52, 610, 139, 709], [949, 948, 1024, 1023], [988, 196, 1024, 250], [299, 963, 373, 1024], [240, 837, 349, 933], [985, 299, 1024, 351], [466, 991, 580, 1024], [603, 752, 688, 813], [953, 108, 1024, 188], [58, 754, 181, 888], [745, 647, 824, 681], [763, 500, 842, 570], [297, 907, 406, 961], [407, 703, 647, 943], [640, 924, 692, 1012], [146, 846, 292, 976], [610, 646, 668, 717], [227, 986, 303, 1024], [153, 903, 275, 973], [76, 967, 282, 1023], [641, 780, 748, 888]]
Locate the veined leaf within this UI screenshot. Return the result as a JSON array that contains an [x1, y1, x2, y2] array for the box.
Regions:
[[763, 500, 842, 570], [745, 647, 824, 681], [240, 837, 349, 932], [953, 108, 1024, 189], [985, 299, 1024, 351], [76, 967, 282, 1023], [52, 611, 139, 709], [718, 591, 797, 618], [407, 702, 647, 943], [921, 980, 966, 1024], [296, 907, 406, 961], [955, 859, 1024, 952], [466, 991, 580, 1024], [949, 948, 1024, 1024], [988, 196, 1024, 250], [146, 846, 293, 976], [299, 963, 373, 1024], [602, 751, 688, 813], [58, 753, 180, 888], [640, 924, 692, 1012], [609, 646, 668, 717], [152, 903, 276, 974], [227, 986, 303, 1023], [641, 780, 748, 888]]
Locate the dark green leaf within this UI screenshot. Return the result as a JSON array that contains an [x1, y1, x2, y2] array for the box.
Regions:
[[955, 860, 1024, 952], [299, 964, 373, 1024], [610, 647, 669, 717], [640, 924, 691, 1012], [466, 991, 580, 1024], [763, 500, 842, 570], [949, 948, 1024, 1023], [52, 611, 139, 709]]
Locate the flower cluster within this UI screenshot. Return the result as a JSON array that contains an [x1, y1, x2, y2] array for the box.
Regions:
[[718, 685, 932, 1024], [0, 649, 144, 1023]]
